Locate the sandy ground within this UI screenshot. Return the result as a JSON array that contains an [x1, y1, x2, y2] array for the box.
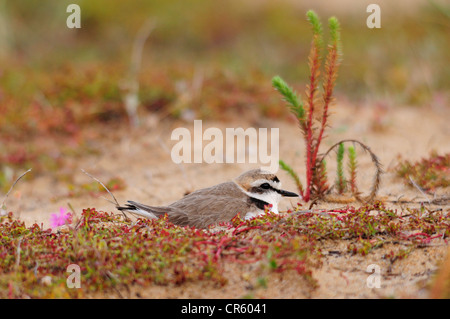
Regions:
[[4, 101, 450, 298]]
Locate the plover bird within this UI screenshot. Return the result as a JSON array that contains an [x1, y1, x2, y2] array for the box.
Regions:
[[117, 168, 299, 228]]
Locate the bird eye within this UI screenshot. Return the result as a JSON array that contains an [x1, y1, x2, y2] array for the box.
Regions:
[[260, 183, 271, 189]]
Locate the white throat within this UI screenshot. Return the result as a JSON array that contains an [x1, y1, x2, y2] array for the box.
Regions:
[[233, 181, 281, 220], [248, 191, 281, 215]]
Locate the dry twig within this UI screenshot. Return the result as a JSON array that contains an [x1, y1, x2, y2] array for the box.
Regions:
[[80, 169, 130, 220], [318, 139, 383, 203], [408, 176, 431, 203], [81, 169, 120, 206], [1, 168, 32, 214], [121, 18, 156, 127]]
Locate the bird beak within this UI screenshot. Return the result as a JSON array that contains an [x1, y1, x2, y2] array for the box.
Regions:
[[276, 189, 300, 197]]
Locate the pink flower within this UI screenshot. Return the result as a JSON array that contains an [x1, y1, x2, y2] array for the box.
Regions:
[[50, 207, 72, 228]]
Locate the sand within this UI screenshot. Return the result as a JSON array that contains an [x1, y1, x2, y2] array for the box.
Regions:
[[4, 101, 449, 298]]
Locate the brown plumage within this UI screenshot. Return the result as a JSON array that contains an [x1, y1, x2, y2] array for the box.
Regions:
[[117, 169, 298, 228]]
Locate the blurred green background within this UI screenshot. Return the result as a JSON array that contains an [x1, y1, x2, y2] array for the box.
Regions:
[[0, 0, 448, 190], [0, 0, 448, 137]]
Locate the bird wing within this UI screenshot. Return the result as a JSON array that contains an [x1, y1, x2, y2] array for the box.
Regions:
[[170, 182, 250, 228], [120, 182, 250, 228], [181, 195, 249, 228]]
